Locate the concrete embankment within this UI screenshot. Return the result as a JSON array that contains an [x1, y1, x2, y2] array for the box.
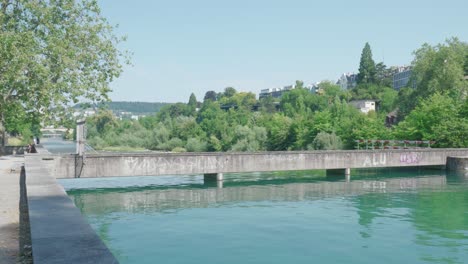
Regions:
[[0, 155, 23, 264], [24, 154, 118, 264]]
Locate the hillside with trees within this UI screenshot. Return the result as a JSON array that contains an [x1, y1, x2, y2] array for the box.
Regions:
[[85, 38, 467, 152]]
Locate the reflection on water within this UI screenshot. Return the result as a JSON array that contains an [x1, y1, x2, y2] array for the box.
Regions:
[[63, 169, 468, 264]]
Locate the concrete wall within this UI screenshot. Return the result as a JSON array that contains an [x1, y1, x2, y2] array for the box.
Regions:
[[0, 146, 26, 155], [24, 155, 118, 263], [46, 149, 468, 179], [446, 156, 468, 171]]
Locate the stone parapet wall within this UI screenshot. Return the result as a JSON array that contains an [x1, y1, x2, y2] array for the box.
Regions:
[[0, 146, 26, 156], [45, 149, 468, 179]]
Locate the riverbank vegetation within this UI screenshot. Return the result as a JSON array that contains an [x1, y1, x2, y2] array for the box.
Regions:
[[85, 38, 467, 152]]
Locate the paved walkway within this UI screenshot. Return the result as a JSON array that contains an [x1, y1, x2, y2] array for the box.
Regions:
[[0, 155, 24, 264]]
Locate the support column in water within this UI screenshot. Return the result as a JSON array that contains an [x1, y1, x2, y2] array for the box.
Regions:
[[204, 173, 224, 181], [204, 173, 224, 188], [345, 168, 351, 182], [326, 168, 351, 181]]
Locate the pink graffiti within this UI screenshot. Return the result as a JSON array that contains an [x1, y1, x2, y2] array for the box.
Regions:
[[400, 152, 421, 164]]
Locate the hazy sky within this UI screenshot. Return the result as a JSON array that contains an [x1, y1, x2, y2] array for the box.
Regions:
[[99, 0, 468, 103]]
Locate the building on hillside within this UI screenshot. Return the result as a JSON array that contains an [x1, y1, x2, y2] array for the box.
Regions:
[[73, 109, 96, 118], [392, 66, 414, 90], [349, 99, 378, 114], [258, 85, 294, 99], [337, 73, 358, 90]]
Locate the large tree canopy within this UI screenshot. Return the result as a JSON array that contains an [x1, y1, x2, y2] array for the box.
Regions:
[[398, 38, 468, 117], [411, 38, 468, 99], [0, 0, 126, 144]]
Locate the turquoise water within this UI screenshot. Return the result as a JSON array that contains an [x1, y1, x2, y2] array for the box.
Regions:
[[62, 170, 468, 264]]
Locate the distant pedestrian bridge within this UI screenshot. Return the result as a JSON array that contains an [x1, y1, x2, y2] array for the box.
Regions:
[[44, 148, 468, 179]]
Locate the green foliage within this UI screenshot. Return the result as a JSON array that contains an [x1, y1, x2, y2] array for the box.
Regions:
[[188, 93, 198, 114], [357, 43, 377, 85], [0, 0, 127, 145], [375, 62, 393, 87], [405, 38, 468, 116], [464, 54, 468, 76], [223, 87, 237, 98], [393, 93, 467, 147], [265, 114, 293, 151], [186, 138, 208, 152], [311, 132, 343, 150], [147, 124, 170, 150], [171, 147, 187, 153], [294, 80, 304, 89], [258, 96, 278, 113], [203, 91, 218, 102], [378, 87, 398, 113], [351, 113, 391, 141], [230, 125, 267, 151]]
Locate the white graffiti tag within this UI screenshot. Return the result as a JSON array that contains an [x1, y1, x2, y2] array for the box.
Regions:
[[363, 153, 387, 167]]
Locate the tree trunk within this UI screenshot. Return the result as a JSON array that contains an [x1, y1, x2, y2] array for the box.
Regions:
[[1, 114, 5, 147]]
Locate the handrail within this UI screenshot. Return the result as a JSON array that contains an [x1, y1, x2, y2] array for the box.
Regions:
[[354, 140, 436, 150]]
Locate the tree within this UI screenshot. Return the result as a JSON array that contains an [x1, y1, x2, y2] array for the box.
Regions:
[[357, 42, 377, 85], [319, 81, 345, 102], [188, 93, 198, 114], [91, 110, 118, 135], [265, 114, 293, 150], [311, 132, 343, 150], [393, 93, 467, 147], [223, 87, 237, 98], [203, 90, 218, 102], [157, 103, 190, 121], [375, 62, 393, 87], [411, 38, 467, 101], [294, 80, 304, 89], [464, 54, 468, 76], [258, 96, 277, 113], [0, 0, 126, 145]]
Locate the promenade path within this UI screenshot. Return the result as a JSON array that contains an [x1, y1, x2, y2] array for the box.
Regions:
[[0, 155, 24, 264]]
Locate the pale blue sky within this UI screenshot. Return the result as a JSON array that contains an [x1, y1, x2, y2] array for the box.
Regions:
[[100, 0, 468, 103]]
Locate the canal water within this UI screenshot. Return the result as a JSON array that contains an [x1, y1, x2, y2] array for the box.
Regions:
[[40, 138, 76, 154], [60, 169, 468, 264]]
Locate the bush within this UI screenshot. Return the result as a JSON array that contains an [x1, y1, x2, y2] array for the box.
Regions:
[[311, 132, 343, 150], [147, 125, 170, 150], [171, 147, 187, 153], [185, 138, 208, 152]]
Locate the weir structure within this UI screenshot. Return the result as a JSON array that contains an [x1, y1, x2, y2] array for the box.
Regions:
[[44, 148, 468, 181], [22, 147, 468, 263]]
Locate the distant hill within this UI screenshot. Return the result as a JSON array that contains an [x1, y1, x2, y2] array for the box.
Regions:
[[74, 101, 172, 114]]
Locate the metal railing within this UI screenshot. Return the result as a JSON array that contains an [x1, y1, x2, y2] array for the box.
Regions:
[[355, 140, 436, 150]]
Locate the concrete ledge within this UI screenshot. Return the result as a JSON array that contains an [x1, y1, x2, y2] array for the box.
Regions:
[[45, 148, 468, 179], [25, 155, 118, 264]]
